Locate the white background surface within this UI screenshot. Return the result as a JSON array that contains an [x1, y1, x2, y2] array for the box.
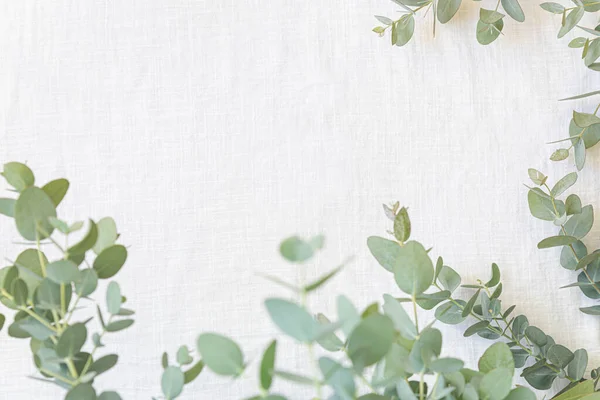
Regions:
[[0, 0, 599, 398]]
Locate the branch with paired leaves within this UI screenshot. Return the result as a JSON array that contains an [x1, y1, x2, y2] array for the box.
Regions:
[[373, 0, 525, 47], [0, 162, 134, 400], [369, 202, 596, 395], [540, 1, 600, 71]]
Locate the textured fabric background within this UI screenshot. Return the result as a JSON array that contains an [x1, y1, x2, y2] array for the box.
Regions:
[[0, 0, 599, 398]]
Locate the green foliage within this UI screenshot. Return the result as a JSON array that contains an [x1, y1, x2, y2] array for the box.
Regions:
[[0, 163, 133, 399], [374, 0, 524, 47]]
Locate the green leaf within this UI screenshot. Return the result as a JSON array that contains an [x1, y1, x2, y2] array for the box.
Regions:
[[566, 194, 583, 215], [501, 0, 524, 22], [98, 392, 122, 400], [480, 8, 504, 24], [512, 315, 529, 340], [66, 384, 96, 400], [347, 314, 395, 371], [309, 234, 325, 250], [485, 263, 500, 287], [93, 217, 118, 254], [550, 148, 570, 161], [415, 290, 450, 310], [161, 366, 185, 399], [479, 342, 514, 375], [559, 7, 584, 38], [106, 281, 122, 315], [273, 370, 315, 385], [337, 295, 360, 337], [315, 314, 344, 351], [41, 179, 69, 207], [564, 205, 593, 238], [176, 345, 193, 366], [437, 0, 461, 24], [265, 298, 319, 342], [575, 136, 586, 171], [575, 251, 600, 270], [374, 15, 393, 25], [12, 278, 28, 306], [367, 236, 402, 272], [528, 189, 562, 221], [522, 361, 558, 390], [46, 259, 79, 284], [68, 220, 98, 255], [2, 162, 34, 192], [75, 269, 98, 297], [562, 90, 600, 101], [430, 357, 464, 373], [476, 18, 504, 45], [551, 172, 578, 197], [161, 352, 168, 369], [435, 300, 467, 324], [567, 349, 588, 380], [573, 111, 600, 128], [0, 198, 15, 217], [14, 187, 56, 241], [393, 207, 411, 242], [538, 235, 578, 249], [552, 380, 594, 400], [540, 2, 565, 13], [260, 340, 276, 391], [528, 169, 547, 186], [478, 368, 512, 400], [382, 294, 417, 339], [56, 323, 87, 358], [394, 15, 415, 47], [105, 319, 134, 332], [319, 357, 356, 399], [525, 326, 547, 346], [464, 320, 490, 337], [393, 241, 434, 296], [304, 264, 344, 292], [547, 344, 574, 368], [88, 354, 118, 375], [504, 387, 536, 400], [579, 305, 600, 315], [462, 288, 480, 317], [197, 333, 244, 376], [183, 360, 204, 384], [437, 265, 461, 292], [279, 236, 314, 263], [93, 245, 128, 279]]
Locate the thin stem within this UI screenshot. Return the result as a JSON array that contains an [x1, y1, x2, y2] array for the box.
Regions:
[[411, 295, 420, 333], [40, 368, 76, 385]]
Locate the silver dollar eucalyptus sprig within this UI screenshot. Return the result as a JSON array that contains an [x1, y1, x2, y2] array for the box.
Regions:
[[0, 162, 133, 400], [373, 0, 525, 47], [540, 1, 600, 71], [369, 203, 597, 395]]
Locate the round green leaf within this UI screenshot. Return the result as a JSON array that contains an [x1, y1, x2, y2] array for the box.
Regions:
[[177, 345, 193, 366], [347, 314, 394, 371], [66, 383, 96, 400], [367, 236, 402, 272], [161, 366, 185, 399], [279, 236, 314, 263], [93, 245, 127, 279], [12, 278, 28, 306], [46, 259, 79, 284], [478, 368, 512, 400], [393, 241, 434, 296], [41, 178, 69, 207], [2, 162, 34, 192], [14, 187, 56, 241], [567, 349, 588, 380], [98, 392, 122, 400], [265, 298, 319, 342], [56, 323, 87, 358], [435, 300, 467, 325], [478, 342, 514, 375], [525, 326, 547, 347], [476, 18, 504, 45], [430, 357, 464, 373], [504, 387, 536, 400], [75, 269, 98, 296], [105, 319, 134, 332], [547, 344, 574, 368], [197, 333, 244, 376], [319, 357, 356, 399], [93, 217, 118, 254], [437, 0, 461, 24], [0, 198, 15, 217], [89, 354, 118, 375]]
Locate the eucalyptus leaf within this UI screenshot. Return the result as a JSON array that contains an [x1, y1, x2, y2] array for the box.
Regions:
[[279, 236, 314, 263], [558, 7, 584, 38], [347, 314, 394, 371], [2, 162, 34, 192], [14, 187, 56, 241], [197, 333, 244, 376], [93, 245, 127, 279], [41, 179, 69, 207], [538, 235, 578, 249], [551, 172, 577, 197], [265, 298, 319, 342], [540, 2, 565, 13], [501, 0, 524, 22], [567, 349, 588, 380], [161, 366, 184, 399], [260, 340, 276, 390], [392, 241, 434, 296], [437, 0, 461, 24]]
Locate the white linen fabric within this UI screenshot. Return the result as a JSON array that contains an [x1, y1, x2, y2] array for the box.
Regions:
[[0, 0, 599, 398]]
